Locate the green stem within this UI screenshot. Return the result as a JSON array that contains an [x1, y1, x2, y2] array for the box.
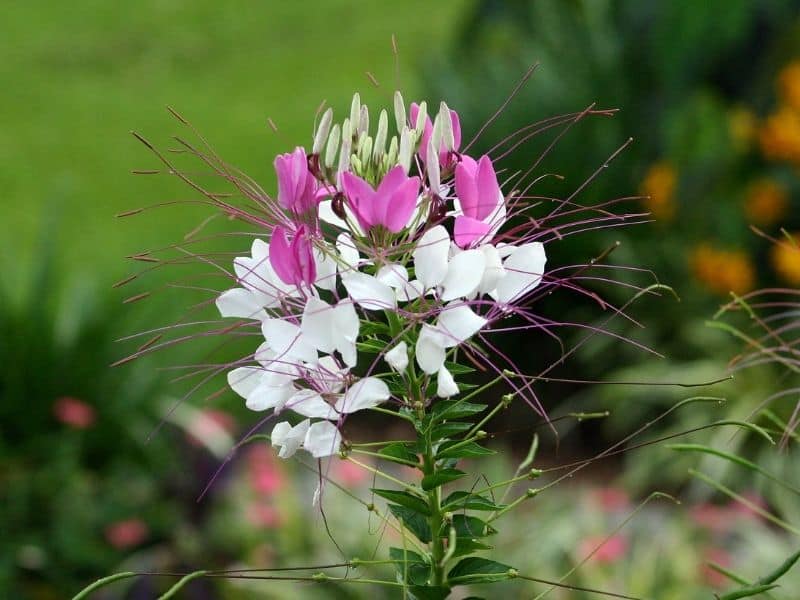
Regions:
[[423, 434, 447, 589]]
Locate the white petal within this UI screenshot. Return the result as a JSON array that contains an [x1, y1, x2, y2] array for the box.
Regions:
[[304, 421, 343, 458], [377, 263, 409, 289], [333, 301, 360, 367], [314, 355, 348, 393], [437, 303, 487, 348], [436, 366, 459, 398], [216, 288, 268, 320], [335, 377, 390, 414], [336, 232, 360, 270], [246, 383, 295, 412], [272, 419, 309, 459], [440, 249, 486, 301], [262, 319, 318, 364], [319, 199, 348, 229], [287, 389, 337, 419], [396, 279, 423, 302], [254, 343, 301, 379], [495, 242, 547, 303], [415, 324, 447, 374], [385, 341, 409, 372], [341, 272, 397, 311], [314, 248, 338, 292], [413, 225, 450, 290], [477, 244, 505, 294], [227, 367, 263, 399], [301, 297, 335, 354]]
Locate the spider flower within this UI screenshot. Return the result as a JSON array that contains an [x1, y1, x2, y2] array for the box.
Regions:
[[274, 147, 318, 215]]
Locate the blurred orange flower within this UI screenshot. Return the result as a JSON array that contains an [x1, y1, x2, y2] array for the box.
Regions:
[[690, 245, 755, 296], [640, 161, 677, 222], [743, 178, 788, 226], [759, 107, 800, 165], [728, 106, 756, 150], [770, 233, 800, 285], [778, 60, 800, 112]]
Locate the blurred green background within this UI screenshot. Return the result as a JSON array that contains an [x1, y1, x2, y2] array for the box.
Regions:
[[4, 1, 800, 598]]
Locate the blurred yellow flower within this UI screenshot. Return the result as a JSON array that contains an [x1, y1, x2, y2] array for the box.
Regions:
[[690, 244, 755, 296], [778, 60, 800, 112], [770, 233, 800, 285], [759, 107, 800, 165], [743, 178, 788, 226], [640, 161, 677, 222], [728, 106, 756, 150]]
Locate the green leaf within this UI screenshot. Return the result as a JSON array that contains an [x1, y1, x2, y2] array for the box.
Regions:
[[357, 339, 387, 354], [430, 400, 486, 422], [378, 442, 419, 466], [388, 504, 432, 543], [448, 557, 514, 584], [451, 515, 496, 538], [409, 585, 451, 600], [389, 547, 430, 586], [436, 441, 495, 460], [443, 491, 505, 512], [444, 361, 475, 375], [449, 538, 493, 558], [430, 421, 473, 440], [372, 488, 430, 515], [421, 468, 466, 490], [718, 584, 779, 600]]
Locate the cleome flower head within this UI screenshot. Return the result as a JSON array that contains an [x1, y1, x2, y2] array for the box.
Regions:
[[203, 92, 551, 460]]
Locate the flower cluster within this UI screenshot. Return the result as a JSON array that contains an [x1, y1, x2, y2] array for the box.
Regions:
[[214, 93, 546, 461]]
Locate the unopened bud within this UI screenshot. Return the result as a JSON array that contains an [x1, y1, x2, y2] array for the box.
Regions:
[[349, 93, 361, 133], [426, 136, 440, 193], [439, 101, 455, 152], [331, 192, 347, 221], [359, 136, 373, 165], [393, 90, 406, 132], [338, 120, 352, 174], [398, 127, 413, 173], [414, 101, 428, 137], [324, 123, 341, 168], [313, 108, 333, 155], [386, 136, 399, 165], [350, 154, 362, 174], [373, 109, 388, 161], [358, 105, 369, 136], [431, 113, 443, 154]]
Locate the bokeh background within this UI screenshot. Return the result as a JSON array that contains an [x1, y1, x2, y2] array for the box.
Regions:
[[4, 1, 800, 598]]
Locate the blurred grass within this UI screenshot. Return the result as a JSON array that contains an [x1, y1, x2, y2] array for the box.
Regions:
[[0, 0, 470, 296]]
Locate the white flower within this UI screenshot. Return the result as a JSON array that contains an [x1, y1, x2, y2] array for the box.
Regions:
[[436, 366, 459, 398], [262, 318, 318, 365], [304, 421, 343, 458], [334, 377, 391, 413], [227, 366, 296, 412], [341, 272, 397, 311], [301, 297, 359, 367], [385, 341, 409, 372], [215, 288, 269, 321], [271, 419, 310, 458], [440, 248, 486, 301], [414, 303, 487, 375], [413, 225, 450, 290], [492, 242, 546, 303]]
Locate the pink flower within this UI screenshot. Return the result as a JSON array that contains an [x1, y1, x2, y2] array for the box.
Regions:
[[274, 147, 318, 215], [341, 166, 420, 233], [268, 225, 316, 287], [410, 102, 461, 168], [105, 519, 148, 549], [578, 534, 628, 564], [186, 409, 236, 447], [591, 487, 630, 512], [453, 155, 504, 248], [53, 397, 95, 429], [246, 503, 282, 528], [332, 458, 370, 487], [701, 547, 732, 588], [247, 445, 285, 495], [690, 503, 733, 534]]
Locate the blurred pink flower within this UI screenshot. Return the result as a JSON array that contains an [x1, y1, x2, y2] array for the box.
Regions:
[[690, 503, 733, 533], [53, 397, 95, 429], [590, 486, 630, 512], [729, 491, 768, 520], [332, 458, 371, 487], [578, 534, 629, 564], [246, 503, 282, 528], [247, 445, 285, 495], [701, 547, 732, 588], [105, 519, 148, 549], [186, 409, 236, 447]]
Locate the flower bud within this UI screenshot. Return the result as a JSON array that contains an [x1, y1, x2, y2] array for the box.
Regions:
[[313, 107, 333, 156], [349, 93, 361, 132], [359, 105, 369, 137], [386, 136, 398, 166], [398, 127, 413, 174], [438, 102, 455, 152], [373, 109, 388, 161], [393, 90, 406, 133], [338, 119, 352, 175], [324, 123, 340, 168], [359, 136, 373, 166], [413, 101, 427, 138], [331, 192, 347, 221], [426, 136, 440, 193]]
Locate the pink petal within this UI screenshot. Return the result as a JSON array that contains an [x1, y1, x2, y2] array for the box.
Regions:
[[384, 174, 420, 233], [454, 156, 479, 218], [290, 226, 316, 286], [454, 215, 491, 249], [268, 226, 295, 284], [475, 155, 501, 221], [450, 109, 462, 151], [341, 171, 376, 231]]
